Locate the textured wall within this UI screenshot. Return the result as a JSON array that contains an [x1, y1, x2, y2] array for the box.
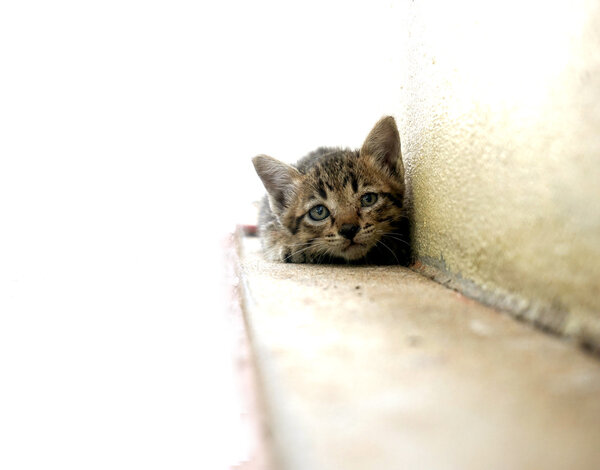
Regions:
[[399, 1, 600, 348]]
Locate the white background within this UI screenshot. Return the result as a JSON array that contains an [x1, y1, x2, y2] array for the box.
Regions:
[[0, 1, 405, 468]]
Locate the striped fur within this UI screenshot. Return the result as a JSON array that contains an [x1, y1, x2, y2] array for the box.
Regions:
[[252, 116, 411, 264]]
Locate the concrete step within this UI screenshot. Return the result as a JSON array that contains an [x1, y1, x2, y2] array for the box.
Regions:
[[237, 235, 600, 470]]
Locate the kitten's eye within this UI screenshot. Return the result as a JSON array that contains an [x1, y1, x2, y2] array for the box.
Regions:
[[360, 193, 378, 207], [308, 204, 330, 221]]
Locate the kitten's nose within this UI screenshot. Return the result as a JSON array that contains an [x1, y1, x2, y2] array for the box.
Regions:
[[339, 224, 360, 240]]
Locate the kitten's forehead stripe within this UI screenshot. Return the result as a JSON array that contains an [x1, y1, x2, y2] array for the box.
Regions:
[[317, 181, 327, 199], [350, 173, 359, 193]]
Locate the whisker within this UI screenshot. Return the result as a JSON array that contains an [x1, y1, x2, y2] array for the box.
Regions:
[[374, 229, 411, 248], [285, 241, 317, 248], [379, 234, 411, 248], [375, 239, 400, 264], [283, 243, 317, 262]]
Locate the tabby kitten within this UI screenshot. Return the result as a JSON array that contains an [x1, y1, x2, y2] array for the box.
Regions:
[[252, 116, 410, 265]]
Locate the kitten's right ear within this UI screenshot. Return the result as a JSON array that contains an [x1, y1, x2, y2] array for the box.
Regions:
[[252, 155, 301, 214], [361, 116, 404, 179]]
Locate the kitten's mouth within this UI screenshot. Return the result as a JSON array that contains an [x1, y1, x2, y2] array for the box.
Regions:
[[339, 240, 369, 260], [343, 241, 365, 252]]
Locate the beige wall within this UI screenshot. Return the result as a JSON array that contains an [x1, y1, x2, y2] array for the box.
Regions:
[[399, 1, 600, 348]]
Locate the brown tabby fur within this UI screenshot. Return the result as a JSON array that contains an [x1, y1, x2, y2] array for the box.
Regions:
[[252, 116, 410, 264]]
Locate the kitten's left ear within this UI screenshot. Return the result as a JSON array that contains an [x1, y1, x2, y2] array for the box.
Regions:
[[360, 116, 404, 179]]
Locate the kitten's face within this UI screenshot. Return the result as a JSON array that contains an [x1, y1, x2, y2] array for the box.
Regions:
[[279, 150, 405, 261], [253, 116, 406, 263]]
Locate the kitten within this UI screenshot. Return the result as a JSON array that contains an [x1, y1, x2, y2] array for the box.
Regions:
[[252, 116, 410, 265]]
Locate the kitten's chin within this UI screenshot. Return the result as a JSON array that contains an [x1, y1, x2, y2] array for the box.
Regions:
[[338, 243, 370, 260]]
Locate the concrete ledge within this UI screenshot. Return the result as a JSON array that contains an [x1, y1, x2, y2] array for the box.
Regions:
[[238, 235, 600, 470], [411, 258, 600, 353]]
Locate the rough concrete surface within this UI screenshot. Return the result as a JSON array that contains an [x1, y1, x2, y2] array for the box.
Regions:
[[398, 1, 600, 348], [239, 236, 600, 470]]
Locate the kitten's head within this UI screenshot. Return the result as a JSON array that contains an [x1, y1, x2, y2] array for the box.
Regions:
[[253, 116, 405, 261]]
